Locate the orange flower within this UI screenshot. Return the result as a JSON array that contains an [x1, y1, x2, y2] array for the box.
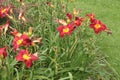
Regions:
[[90, 19, 106, 34], [0, 47, 7, 59], [15, 49, 38, 68], [57, 23, 74, 37]]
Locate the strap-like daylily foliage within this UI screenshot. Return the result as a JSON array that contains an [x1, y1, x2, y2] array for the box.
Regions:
[[0, 0, 111, 68]]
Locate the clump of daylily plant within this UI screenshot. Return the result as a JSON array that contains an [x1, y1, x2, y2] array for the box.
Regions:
[[11, 27, 42, 52], [0, 0, 41, 68], [10, 27, 41, 68], [0, 0, 113, 79]]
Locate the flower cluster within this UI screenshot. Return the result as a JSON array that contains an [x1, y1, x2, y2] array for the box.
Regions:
[[56, 10, 111, 37], [0, 0, 111, 69], [86, 13, 111, 34], [10, 28, 41, 67], [56, 9, 84, 37], [0, 2, 41, 68]]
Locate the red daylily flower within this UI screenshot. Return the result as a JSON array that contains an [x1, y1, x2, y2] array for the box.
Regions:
[[89, 19, 106, 34], [86, 13, 95, 23], [74, 17, 84, 26], [10, 29, 22, 37], [15, 49, 38, 68], [0, 47, 7, 59], [12, 34, 32, 51], [0, 6, 10, 18], [66, 13, 72, 22], [57, 23, 74, 37], [11, 28, 42, 51]]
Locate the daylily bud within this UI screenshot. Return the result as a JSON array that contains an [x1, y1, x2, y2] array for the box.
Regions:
[[18, 9, 27, 22], [55, 19, 67, 26], [73, 8, 80, 15]]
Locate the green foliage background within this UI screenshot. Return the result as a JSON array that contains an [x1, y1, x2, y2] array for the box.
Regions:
[[0, 0, 119, 80]]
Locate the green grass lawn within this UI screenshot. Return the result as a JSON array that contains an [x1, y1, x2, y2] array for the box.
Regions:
[[68, 0, 120, 78]]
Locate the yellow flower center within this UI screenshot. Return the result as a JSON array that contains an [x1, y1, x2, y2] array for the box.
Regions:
[[1, 9, 7, 13], [0, 54, 3, 59], [23, 54, 30, 60], [63, 28, 69, 33], [95, 24, 101, 29], [17, 39, 23, 45]]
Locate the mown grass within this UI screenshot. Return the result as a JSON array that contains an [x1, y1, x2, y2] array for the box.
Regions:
[[68, 0, 120, 79]]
